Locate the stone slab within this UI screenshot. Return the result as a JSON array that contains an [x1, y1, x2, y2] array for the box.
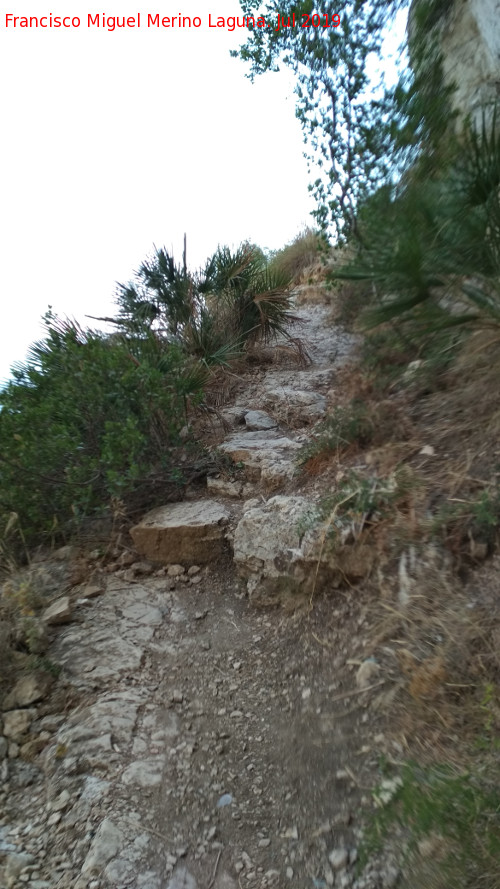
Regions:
[[130, 501, 230, 564]]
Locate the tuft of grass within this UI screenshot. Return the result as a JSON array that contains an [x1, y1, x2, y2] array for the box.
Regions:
[[299, 467, 418, 543], [298, 399, 375, 470]]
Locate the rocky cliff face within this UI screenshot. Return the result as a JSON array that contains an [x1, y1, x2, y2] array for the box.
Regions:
[[410, 0, 500, 128]]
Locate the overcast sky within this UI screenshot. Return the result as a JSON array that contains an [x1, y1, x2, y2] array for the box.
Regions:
[[0, 3, 407, 385]]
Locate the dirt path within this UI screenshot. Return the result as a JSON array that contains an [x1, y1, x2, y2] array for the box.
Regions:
[[1, 298, 401, 889]]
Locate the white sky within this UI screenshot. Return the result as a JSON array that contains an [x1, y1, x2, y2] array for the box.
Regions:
[[0, 1, 317, 383]]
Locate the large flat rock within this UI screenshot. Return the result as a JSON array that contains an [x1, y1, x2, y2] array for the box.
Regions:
[[234, 495, 376, 603], [219, 430, 301, 459], [130, 500, 230, 564], [219, 431, 301, 486], [262, 386, 327, 424], [233, 495, 309, 600]]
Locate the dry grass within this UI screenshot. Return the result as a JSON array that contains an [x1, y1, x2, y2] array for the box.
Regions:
[[370, 559, 500, 743], [270, 227, 327, 284], [298, 327, 500, 763]]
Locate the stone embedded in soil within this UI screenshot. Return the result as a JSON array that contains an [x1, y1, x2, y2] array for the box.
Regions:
[[121, 758, 165, 787], [166, 867, 198, 889], [356, 659, 380, 689], [329, 847, 349, 870], [2, 672, 54, 710], [42, 596, 72, 626], [80, 818, 123, 875], [130, 501, 230, 564], [206, 477, 243, 498], [168, 564, 186, 576], [3, 852, 36, 888], [244, 410, 278, 431], [233, 495, 309, 598], [2, 709, 37, 741], [219, 430, 301, 463], [262, 386, 327, 424]]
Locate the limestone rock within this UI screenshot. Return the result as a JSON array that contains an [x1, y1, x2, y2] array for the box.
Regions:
[[259, 457, 296, 490], [220, 431, 301, 464], [81, 818, 123, 875], [20, 736, 48, 760], [84, 582, 105, 598], [219, 431, 301, 487], [166, 868, 198, 889], [244, 410, 277, 431], [328, 847, 349, 871], [233, 496, 309, 599], [234, 495, 376, 602], [409, 0, 500, 132], [4, 852, 36, 888], [130, 501, 230, 564], [262, 386, 326, 424], [206, 477, 243, 498], [121, 758, 165, 787], [42, 595, 72, 625], [356, 659, 380, 689], [3, 672, 54, 709], [3, 708, 37, 741], [167, 564, 186, 576], [53, 544, 76, 561]]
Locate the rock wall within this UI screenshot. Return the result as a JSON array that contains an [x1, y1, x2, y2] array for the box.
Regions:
[[410, 0, 500, 129]]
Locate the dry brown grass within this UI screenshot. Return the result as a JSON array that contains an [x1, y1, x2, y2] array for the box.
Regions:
[[270, 227, 327, 284], [301, 328, 500, 761]]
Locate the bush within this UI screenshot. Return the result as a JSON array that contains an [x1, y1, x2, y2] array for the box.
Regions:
[[116, 242, 301, 364], [298, 400, 375, 468], [333, 112, 500, 345], [0, 313, 204, 550], [0, 239, 303, 555]]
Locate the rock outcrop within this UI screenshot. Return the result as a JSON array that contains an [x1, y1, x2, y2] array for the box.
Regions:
[[409, 0, 500, 130]]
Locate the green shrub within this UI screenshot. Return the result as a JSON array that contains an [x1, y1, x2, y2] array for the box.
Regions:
[[298, 400, 374, 466], [0, 313, 203, 550], [333, 111, 500, 346], [116, 242, 301, 363], [364, 761, 500, 888], [298, 468, 416, 543]]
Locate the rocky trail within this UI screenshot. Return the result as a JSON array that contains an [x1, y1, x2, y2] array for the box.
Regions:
[[1, 296, 402, 889]]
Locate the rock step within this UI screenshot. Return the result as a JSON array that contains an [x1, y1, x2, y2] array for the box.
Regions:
[[130, 501, 231, 564]]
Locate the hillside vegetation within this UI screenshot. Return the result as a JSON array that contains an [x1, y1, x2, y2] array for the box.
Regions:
[[0, 243, 300, 561]]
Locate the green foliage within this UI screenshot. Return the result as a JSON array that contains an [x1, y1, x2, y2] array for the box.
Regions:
[[200, 243, 300, 346], [27, 655, 62, 677], [298, 399, 374, 465], [471, 483, 500, 544], [298, 468, 415, 542], [0, 312, 200, 548], [358, 319, 462, 393], [334, 112, 500, 343], [117, 245, 196, 336], [235, 2, 434, 237], [364, 761, 500, 888], [116, 242, 299, 362], [0, 239, 301, 552]]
